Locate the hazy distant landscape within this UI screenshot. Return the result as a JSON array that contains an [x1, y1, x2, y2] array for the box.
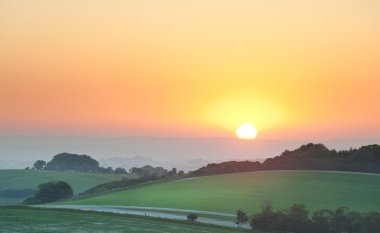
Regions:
[[1, 143, 380, 232], [1, 0, 379, 232], [2, 135, 379, 170]]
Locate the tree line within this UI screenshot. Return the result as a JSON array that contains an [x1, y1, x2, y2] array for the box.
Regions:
[[237, 201, 380, 233], [28, 153, 184, 177], [192, 143, 380, 176]]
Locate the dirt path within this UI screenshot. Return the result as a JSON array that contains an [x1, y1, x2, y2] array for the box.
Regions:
[[36, 205, 250, 229]]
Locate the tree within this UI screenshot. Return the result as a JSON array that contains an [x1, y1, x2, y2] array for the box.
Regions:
[[33, 160, 46, 170], [366, 212, 380, 232], [236, 210, 248, 228], [105, 167, 114, 174], [330, 207, 350, 233], [251, 200, 287, 231], [187, 213, 198, 222], [114, 167, 127, 174], [44, 153, 99, 172], [130, 167, 142, 175], [168, 168, 177, 176], [178, 170, 185, 176], [286, 204, 312, 233], [24, 181, 73, 204], [312, 209, 333, 233]]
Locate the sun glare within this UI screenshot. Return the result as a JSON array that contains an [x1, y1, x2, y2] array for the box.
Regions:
[[236, 124, 257, 139]]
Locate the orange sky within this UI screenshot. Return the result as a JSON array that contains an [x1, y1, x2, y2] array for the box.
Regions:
[[1, 0, 380, 139]]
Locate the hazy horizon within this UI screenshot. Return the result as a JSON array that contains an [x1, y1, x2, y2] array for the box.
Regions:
[[1, 135, 378, 170]]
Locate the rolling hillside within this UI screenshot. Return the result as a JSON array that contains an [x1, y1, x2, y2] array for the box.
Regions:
[[60, 170, 380, 214], [0, 169, 133, 205]]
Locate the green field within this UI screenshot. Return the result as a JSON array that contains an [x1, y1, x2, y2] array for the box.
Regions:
[[0, 207, 242, 233], [60, 171, 380, 214], [0, 169, 134, 205]]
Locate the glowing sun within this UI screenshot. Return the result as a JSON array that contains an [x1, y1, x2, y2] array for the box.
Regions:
[[236, 123, 257, 139]]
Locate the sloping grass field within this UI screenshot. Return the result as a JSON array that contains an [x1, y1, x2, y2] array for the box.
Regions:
[[0, 169, 133, 205], [0, 207, 242, 233], [60, 171, 380, 214]]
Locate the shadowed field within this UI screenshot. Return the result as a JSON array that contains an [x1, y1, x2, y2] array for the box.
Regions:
[[0, 169, 133, 205]]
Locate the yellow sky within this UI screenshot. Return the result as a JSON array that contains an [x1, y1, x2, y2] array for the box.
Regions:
[[1, 0, 379, 139]]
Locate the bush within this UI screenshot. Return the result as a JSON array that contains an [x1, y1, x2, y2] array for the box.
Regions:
[[23, 181, 73, 204], [22, 196, 41, 205], [187, 213, 198, 222]]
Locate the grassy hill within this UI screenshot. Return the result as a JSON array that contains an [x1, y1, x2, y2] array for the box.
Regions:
[[0, 207, 242, 233], [0, 169, 134, 205], [60, 170, 380, 214]]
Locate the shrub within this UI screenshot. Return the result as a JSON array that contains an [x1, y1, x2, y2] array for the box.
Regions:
[[23, 181, 73, 204], [187, 213, 198, 222]]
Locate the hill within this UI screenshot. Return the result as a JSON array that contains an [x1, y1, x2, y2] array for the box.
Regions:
[[0, 207, 241, 233], [191, 143, 380, 176], [0, 169, 132, 205], [58, 170, 380, 214]]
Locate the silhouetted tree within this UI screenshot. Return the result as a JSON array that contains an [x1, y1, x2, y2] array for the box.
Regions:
[[250, 203, 380, 233], [286, 204, 312, 233], [251, 200, 288, 231], [236, 210, 248, 228], [33, 160, 46, 170], [168, 168, 177, 176], [191, 143, 380, 176], [105, 167, 114, 174], [178, 170, 185, 176], [366, 212, 380, 232], [330, 207, 350, 233], [312, 209, 333, 233], [187, 213, 198, 222], [44, 153, 99, 172], [23, 181, 73, 204], [114, 167, 127, 174]]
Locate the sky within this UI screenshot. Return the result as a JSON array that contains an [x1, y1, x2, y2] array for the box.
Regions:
[[1, 1, 380, 143]]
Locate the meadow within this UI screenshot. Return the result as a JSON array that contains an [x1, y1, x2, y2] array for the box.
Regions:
[[0, 169, 132, 205], [0, 206, 242, 233], [60, 170, 380, 214]]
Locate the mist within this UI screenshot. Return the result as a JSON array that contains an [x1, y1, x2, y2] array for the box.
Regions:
[[1, 135, 379, 171]]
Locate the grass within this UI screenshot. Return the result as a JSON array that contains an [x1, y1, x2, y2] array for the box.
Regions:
[[0, 206, 243, 233], [0, 169, 135, 204], [60, 170, 380, 214]]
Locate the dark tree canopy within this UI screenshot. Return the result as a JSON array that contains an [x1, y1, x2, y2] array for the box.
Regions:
[[168, 168, 177, 176], [236, 210, 248, 228], [178, 170, 185, 176], [130, 165, 168, 178], [114, 167, 127, 174], [250, 204, 380, 233], [33, 160, 46, 170], [191, 143, 380, 176], [23, 181, 73, 204], [44, 153, 99, 172], [187, 213, 198, 222]]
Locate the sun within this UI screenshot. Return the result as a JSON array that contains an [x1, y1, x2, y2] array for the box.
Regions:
[[236, 123, 257, 139]]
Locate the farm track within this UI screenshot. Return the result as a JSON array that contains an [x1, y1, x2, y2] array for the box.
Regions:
[[36, 204, 249, 229]]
